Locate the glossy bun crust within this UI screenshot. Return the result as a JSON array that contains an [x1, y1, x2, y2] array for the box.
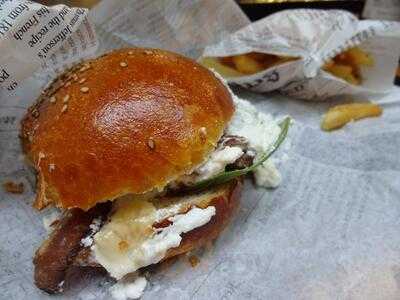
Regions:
[[21, 48, 234, 210]]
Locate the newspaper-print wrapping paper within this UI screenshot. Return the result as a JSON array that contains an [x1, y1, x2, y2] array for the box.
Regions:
[[202, 9, 400, 100], [2, 1, 400, 300], [0, 0, 98, 98]]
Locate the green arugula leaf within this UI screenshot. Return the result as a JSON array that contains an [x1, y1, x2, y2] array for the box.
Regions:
[[188, 117, 291, 191]]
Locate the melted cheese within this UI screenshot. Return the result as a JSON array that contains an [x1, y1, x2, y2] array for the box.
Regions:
[[92, 193, 216, 279], [92, 195, 157, 279]]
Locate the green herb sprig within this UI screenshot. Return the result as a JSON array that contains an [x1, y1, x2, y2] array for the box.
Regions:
[[188, 117, 291, 191]]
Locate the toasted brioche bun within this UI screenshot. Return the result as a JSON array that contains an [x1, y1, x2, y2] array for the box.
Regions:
[[21, 48, 234, 211], [34, 179, 242, 293]]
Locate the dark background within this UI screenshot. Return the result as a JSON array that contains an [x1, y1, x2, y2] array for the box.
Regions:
[[37, 0, 366, 20], [238, 0, 365, 21]]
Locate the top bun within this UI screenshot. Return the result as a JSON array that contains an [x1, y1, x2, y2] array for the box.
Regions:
[[21, 48, 234, 210]]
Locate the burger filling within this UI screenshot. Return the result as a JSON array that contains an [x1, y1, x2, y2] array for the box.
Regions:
[[34, 95, 287, 294]]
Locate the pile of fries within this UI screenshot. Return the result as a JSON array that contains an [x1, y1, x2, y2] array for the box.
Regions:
[[201, 47, 373, 86], [322, 47, 374, 85], [201, 52, 296, 77]]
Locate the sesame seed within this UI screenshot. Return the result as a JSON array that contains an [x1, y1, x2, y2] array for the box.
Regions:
[[144, 50, 152, 55], [38, 152, 46, 160], [199, 127, 207, 140], [61, 104, 68, 113], [63, 95, 70, 103], [120, 61, 128, 67], [147, 137, 155, 150], [31, 110, 39, 118], [49, 164, 55, 172], [79, 66, 87, 72], [79, 78, 86, 84], [64, 81, 71, 87], [73, 74, 78, 81], [50, 96, 57, 103], [80, 87, 89, 93], [128, 51, 134, 55]]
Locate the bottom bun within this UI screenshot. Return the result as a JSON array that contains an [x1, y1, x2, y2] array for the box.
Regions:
[[163, 179, 242, 259], [34, 179, 242, 293]]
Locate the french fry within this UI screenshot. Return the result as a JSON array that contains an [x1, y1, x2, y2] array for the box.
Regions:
[[246, 52, 271, 62], [232, 54, 265, 75], [205, 47, 372, 83], [219, 56, 235, 68], [231, 53, 297, 74], [323, 59, 335, 69], [323, 64, 360, 85], [323, 47, 374, 85], [204, 52, 298, 77], [346, 47, 374, 67], [321, 103, 383, 131], [199, 57, 245, 78]]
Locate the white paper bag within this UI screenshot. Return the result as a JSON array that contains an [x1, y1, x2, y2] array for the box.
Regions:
[[203, 9, 400, 100]]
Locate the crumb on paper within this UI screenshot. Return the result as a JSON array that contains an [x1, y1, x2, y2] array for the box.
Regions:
[[3, 181, 24, 194], [321, 102, 383, 131], [42, 211, 60, 232], [205, 240, 214, 251], [188, 255, 200, 268]]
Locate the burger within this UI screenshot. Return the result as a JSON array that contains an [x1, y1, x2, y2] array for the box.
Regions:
[[20, 48, 289, 295]]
